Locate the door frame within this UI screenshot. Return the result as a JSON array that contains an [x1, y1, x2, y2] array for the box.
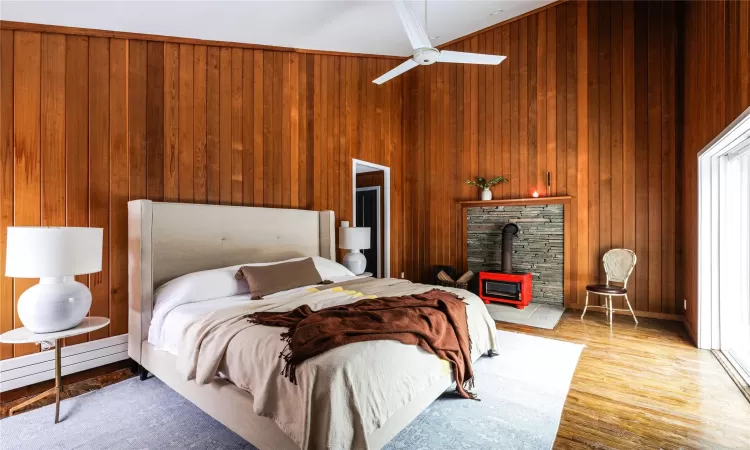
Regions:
[[355, 186, 382, 278], [697, 106, 750, 349], [352, 159, 390, 278]]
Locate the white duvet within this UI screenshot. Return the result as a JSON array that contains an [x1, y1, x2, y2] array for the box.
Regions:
[[149, 277, 498, 450]]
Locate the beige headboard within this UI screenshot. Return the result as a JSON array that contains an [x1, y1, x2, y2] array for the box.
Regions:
[[127, 200, 335, 362]]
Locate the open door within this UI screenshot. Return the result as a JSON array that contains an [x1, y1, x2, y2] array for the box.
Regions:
[[352, 159, 390, 278], [356, 187, 380, 276]]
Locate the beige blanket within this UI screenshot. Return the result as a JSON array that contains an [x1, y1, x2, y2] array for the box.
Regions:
[[177, 278, 498, 450]]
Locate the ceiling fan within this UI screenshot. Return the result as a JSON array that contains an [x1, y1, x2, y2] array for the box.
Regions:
[[373, 0, 507, 84]]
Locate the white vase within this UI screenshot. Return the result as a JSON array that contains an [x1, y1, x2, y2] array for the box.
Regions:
[[481, 188, 492, 201]]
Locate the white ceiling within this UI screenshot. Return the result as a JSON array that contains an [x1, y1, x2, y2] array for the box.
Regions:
[[1, 0, 553, 57]]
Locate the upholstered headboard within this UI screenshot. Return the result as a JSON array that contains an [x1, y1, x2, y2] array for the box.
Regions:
[[127, 200, 335, 362]]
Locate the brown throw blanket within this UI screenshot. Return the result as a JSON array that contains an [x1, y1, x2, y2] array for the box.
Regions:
[[245, 288, 477, 399]]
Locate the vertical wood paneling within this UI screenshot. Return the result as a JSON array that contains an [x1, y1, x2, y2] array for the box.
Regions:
[[647, 2, 663, 313], [0, 24, 411, 356], [64, 35, 89, 347], [563, 1, 578, 301], [231, 48, 243, 205], [587, 0, 600, 290], [683, 0, 750, 337], [1, 0, 707, 357], [128, 40, 147, 201], [634, 0, 650, 312], [146, 42, 164, 201], [253, 50, 264, 206], [193, 45, 207, 204], [265, 52, 276, 207], [40, 34, 66, 233], [206, 46, 220, 203], [598, 1, 611, 283], [241, 49, 254, 206], [402, 0, 683, 315], [546, 9, 557, 197], [164, 43, 179, 202], [109, 38, 128, 337], [178, 44, 194, 203], [622, 0, 637, 313], [13, 31, 41, 356], [218, 47, 230, 205], [88, 37, 110, 340], [0, 30, 15, 359], [0, 26, 411, 355], [661, 1, 676, 314]]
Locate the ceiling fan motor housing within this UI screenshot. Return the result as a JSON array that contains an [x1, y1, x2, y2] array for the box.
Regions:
[[413, 48, 440, 65]]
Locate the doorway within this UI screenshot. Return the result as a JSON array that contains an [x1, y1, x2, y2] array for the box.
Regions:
[[698, 106, 750, 387], [352, 159, 390, 278]]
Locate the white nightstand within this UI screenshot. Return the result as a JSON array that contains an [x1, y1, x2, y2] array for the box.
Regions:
[[0, 317, 110, 423]]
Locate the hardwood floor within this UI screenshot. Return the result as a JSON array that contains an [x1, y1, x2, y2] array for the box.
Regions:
[[0, 364, 135, 419], [2, 312, 749, 448], [496, 311, 750, 449]]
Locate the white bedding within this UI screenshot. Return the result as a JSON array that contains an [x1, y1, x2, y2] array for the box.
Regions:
[[149, 274, 370, 353], [150, 277, 498, 450]]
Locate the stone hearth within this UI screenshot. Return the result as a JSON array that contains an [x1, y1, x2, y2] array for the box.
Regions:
[[467, 204, 564, 306]]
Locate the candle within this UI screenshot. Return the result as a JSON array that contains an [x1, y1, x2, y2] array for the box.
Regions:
[[532, 191, 539, 198]]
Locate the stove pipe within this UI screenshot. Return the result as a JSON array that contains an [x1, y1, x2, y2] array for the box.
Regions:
[[501, 223, 519, 273]]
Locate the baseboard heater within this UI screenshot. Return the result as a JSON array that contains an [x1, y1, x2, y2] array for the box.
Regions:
[[0, 334, 129, 392]]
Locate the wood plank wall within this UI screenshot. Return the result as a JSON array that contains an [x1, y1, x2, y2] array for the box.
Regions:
[[4, 0, 743, 357], [682, 1, 750, 340], [401, 0, 683, 316], [0, 29, 405, 359]]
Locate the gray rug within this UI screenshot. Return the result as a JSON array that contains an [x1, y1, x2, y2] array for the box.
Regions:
[[0, 331, 582, 450], [486, 303, 566, 329]]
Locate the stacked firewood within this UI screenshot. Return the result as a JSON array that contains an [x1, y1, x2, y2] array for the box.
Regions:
[[436, 270, 474, 290]]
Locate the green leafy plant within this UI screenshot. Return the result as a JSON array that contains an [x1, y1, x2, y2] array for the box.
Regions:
[[464, 176, 508, 190]]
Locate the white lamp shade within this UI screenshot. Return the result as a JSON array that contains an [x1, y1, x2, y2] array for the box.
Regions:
[[339, 227, 371, 250], [5, 227, 103, 278]]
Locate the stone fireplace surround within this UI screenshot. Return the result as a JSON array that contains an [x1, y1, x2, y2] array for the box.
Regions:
[[467, 204, 564, 305], [459, 196, 572, 307]]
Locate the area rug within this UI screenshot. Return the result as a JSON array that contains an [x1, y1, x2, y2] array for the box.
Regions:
[[0, 330, 583, 450], [486, 302, 566, 329]]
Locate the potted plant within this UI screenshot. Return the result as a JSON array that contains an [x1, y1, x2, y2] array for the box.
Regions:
[[464, 176, 508, 200]]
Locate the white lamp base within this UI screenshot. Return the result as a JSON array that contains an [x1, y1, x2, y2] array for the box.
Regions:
[[17, 276, 92, 333], [343, 250, 368, 275]]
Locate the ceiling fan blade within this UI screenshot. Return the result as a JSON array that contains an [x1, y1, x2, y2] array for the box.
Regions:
[[438, 50, 506, 65], [373, 59, 418, 85], [392, 0, 432, 50]]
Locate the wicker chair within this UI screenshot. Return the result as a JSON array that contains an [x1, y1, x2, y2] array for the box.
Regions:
[[581, 249, 638, 326]]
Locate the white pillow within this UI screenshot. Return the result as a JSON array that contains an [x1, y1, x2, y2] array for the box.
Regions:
[[152, 256, 353, 318]]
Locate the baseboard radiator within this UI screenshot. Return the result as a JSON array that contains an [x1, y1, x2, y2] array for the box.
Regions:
[[0, 334, 129, 392]]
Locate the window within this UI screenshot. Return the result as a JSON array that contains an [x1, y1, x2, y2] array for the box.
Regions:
[[722, 147, 750, 382], [698, 106, 750, 386]]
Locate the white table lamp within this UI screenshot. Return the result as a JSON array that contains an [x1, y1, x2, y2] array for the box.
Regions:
[[5, 227, 103, 333], [339, 222, 371, 275]]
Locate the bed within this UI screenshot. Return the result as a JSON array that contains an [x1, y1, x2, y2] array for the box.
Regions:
[[128, 200, 497, 450]]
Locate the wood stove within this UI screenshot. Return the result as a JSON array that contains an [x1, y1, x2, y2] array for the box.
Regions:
[[478, 222, 534, 309], [479, 271, 533, 308]]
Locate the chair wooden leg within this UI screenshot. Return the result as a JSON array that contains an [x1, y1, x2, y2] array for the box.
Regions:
[[581, 291, 590, 319], [625, 294, 638, 324]]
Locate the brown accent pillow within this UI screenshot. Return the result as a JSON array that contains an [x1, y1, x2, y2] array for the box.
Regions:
[[235, 258, 323, 299]]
